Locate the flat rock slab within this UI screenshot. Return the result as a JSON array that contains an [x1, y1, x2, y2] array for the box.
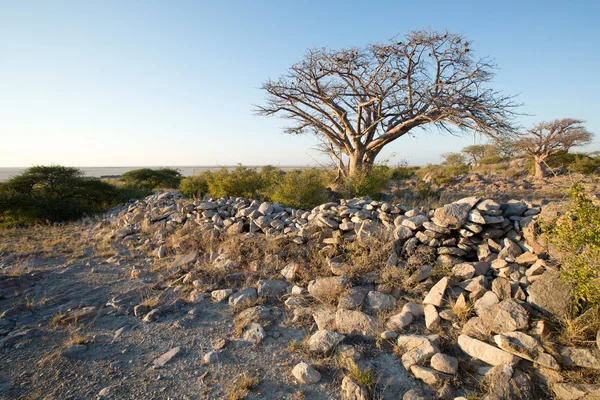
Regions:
[[559, 347, 600, 370], [153, 346, 184, 368], [553, 383, 600, 400], [335, 309, 382, 339], [458, 334, 521, 367]]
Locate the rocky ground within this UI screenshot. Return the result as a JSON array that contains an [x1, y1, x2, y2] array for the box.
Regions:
[[1, 187, 599, 399]]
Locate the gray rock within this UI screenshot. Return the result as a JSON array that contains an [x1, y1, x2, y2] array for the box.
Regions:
[[458, 334, 521, 367], [484, 364, 533, 400], [492, 299, 529, 333], [203, 351, 220, 364], [559, 347, 600, 370], [527, 271, 572, 318], [60, 344, 87, 358], [494, 332, 559, 370], [341, 376, 369, 400], [430, 353, 458, 375], [256, 280, 287, 297], [397, 335, 439, 370], [336, 309, 383, 339], [366, 291, 396, 312], [403, 388, 433, 400], [242, 323, 266, 343], [491, 277, 512, 300], [280, 262, 298, 281], [387, 311, 413, 330], [228, 288, 258, 307], [422, 277, 448, 307], [338, 287, 369, 310], [553, 383, 600, 399], [453, 263, 476, 280], [308, 330, 345, 355], [308, 276, 349, 302], [153, 346, 184, 368], [211, 289, 233, 302], [434, 202, 472, 229], [410, 365, 452, 386], [424, 304, 440, 329], [402, 303, 425, 317], [292, 362, 321, 384], [313, 307, 337, 331]]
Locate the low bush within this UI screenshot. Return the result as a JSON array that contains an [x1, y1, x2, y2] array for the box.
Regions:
[[391, 166, 420, 181], [206, 165, 265, 198], [0, 165, 148, 226], [267, 169, 327, 209], [544, 184, 600, 312], [418, 164, 468, 185], [179, 172, 211, 198], [340, 165, 393, 199], [120, 168, 182, 189]]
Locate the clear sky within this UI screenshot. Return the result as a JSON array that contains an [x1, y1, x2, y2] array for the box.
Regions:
[[1, 0, 598, 167]]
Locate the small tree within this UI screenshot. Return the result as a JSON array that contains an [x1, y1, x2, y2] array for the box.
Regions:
[[441, 152, 466, 166], [461, 144, 487, 164], [515, 119, 593, 179], [256, 30, 520, 177]]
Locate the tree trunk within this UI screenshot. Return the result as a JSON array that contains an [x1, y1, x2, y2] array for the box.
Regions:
[[534, 157, 547, 180], [348, 150, 378, 177]]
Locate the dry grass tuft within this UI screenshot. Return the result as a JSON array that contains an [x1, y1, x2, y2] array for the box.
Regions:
[[558, 306, 600, 347], [227, 372, 259, 400]]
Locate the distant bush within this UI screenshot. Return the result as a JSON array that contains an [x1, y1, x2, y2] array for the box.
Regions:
[[120, 168, 182, 189], [268, 169, 327, 209], [418, 164, 468, 185], [391, 166, 420, 181], [179, 172, 211, 198], [524, 151, 600, 176], [544, 184, 600, 312], [568, 155, 600, 174], [206, 165, 265, 198], [0, 165, 147, 226]]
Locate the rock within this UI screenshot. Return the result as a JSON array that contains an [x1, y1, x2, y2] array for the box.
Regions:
[[452, 263, 476, 280], [516, 252, 538, 265], [203, 351, 220, 364], [430, 353, 458, 375], [366, 291, 396, 312], [256, 280, 287, 297], [422, 277, 448, 307], [313, 307, 337, 331], [395, 226, 415, 240], [171, 251, 198, 269], [553, 383, 600, 400], [142, 309, 160, 323], [387, 311, 413, 330], [308, 330, 345, 355], [308, 276, 349, 302], [338, 287, 369, 310], [403, 388, 433, 400], [527, 271, 572, 318], [153, 346, 184, 368], [60, 307, 98, 324], [397, 335, 439, 370], [434, 202, 472, 229], [242, 323, 266, 343], [229, 288, 258, 307], [60, 344, 87, 358], [492, 299, 529, 333], [133, 304, 149, 317], [474, 291, 500, 316], [341, 376, 369, 400], [484, 364, 533, 400], [211, 289, 233, 302], [381, 330, 399, 340], [458, 334, 521, 367], [498, 238, 523, 261], [335, 309, 383, 339], [491, 277, 511, 300], [280, 262, 298, 281], [410, 365, 452, 387], [494, 332, 560, 370], [559, 347, 600, 370], [402, 215, 429, 230], [402, 302, 425, 317], [424, 304, 440, 329], [292, 362, 321, 384], [156, 245, 166, 258]]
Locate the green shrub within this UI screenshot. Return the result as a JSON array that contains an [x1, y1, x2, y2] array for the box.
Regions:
[[391, 166, 420, 181], [120, 168, 182, 189], [341, 165, 393, 199], [417, 164, 468, 185], [0, 165, 147, 226], [268, 169, 327, 209], [179, 172, 211, 198], [206, 165, 265, 198], [545, 184, 600, 311], [568, 155, 600, 174]]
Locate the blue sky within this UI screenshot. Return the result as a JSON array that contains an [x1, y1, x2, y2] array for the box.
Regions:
[[1, 0, 598, 167]]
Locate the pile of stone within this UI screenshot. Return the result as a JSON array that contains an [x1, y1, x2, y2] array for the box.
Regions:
[[104, 192, 600, 399]]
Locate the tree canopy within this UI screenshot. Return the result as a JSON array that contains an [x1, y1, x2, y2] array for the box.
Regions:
[[257, 29, 520, 176]]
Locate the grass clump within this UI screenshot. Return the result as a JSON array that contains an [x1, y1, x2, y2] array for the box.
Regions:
[[544, 184, 600, 312], [228, 372, 259, 400]]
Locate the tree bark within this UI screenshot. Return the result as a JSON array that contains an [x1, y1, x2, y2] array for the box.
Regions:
[[534, 157, 547, 180]]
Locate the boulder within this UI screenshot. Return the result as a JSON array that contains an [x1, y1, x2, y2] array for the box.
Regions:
[[386, 311, 413, 330], [410, 365, 452, 387], [458, 334, 521, 367], [553, 383, 600, 400], [366, 291, 396, 312], [527, 271, 572, 318], [308, 330, 345, 355], [430, 353, 459, 375], [422, 277, 448, 307], [434, 202, 473, 229], [308, 276, 349, 302], [341, 376, 369, 400], [559, 347, 600, 370], [397, 335, 439, 370], [492, 299, 529, 333], [292, 362, 321, 384], [494, 332, 559, 370], [335, 309, 383, 339], [256, 280, 287, 297]]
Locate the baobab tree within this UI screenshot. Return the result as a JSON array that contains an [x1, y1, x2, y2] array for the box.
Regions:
[[515, 118, 593, 179], [256, 30, 520, 177]]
